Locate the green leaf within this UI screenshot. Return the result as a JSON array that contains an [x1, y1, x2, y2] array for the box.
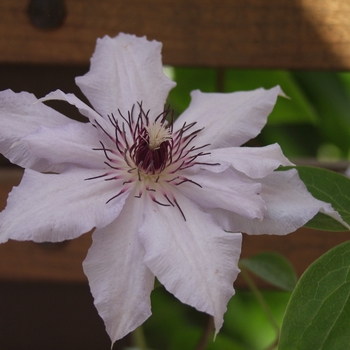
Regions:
[[305, 212, 349, 232], [240, 252, 297, 291], [294, 166, 350, 231], [279, 240, 350, 350]]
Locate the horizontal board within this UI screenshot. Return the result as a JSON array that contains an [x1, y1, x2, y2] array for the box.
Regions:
[[0, 168, 349, 288], [0, 0, 350, 69]]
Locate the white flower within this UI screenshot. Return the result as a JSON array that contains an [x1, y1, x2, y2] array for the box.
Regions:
[[0, 33, 346, 343]]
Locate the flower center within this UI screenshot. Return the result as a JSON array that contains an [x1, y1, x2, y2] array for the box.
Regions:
[[87, 103, 219, 220], [134, 121, 172, 174]]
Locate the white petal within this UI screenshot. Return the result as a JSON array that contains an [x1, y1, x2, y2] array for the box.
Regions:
[[175, 86, 283, 149], [0, 167, 129, 243], [83, 196, 154, 343], [0, 89, 73, 171], [40, 90, 110, 130], [197, 144, 293, 178], [76, 34, 176, 119], [210, 169, 349, 235], [139, 191, 242, 334], [23, 122, 107, 169], [177, 168, 265, 219]]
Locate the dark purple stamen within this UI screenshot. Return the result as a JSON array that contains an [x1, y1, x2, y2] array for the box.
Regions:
[[87, 103, 220, 220], [134, 135, 171, 174]]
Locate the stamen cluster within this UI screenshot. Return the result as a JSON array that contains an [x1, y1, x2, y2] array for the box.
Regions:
[[87, 104, 217, 220], [132, 115, 172, 174]]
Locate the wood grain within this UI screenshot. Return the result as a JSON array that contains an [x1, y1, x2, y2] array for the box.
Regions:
[[0, 168, 348, 287], [1, 0, 350, 69]]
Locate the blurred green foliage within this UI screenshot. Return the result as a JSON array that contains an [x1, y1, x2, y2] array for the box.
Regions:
[[144, 287, 291, 350], [166, 68, 350, 160]]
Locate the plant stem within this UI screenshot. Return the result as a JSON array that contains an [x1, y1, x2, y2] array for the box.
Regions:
[[131, 325, 148, 350]]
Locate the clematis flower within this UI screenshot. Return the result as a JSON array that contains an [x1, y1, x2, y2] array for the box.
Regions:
[[0, 33, 348, 343]]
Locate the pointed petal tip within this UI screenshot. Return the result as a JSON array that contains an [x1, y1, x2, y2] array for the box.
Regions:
[[275, 85, 289, 99], [139, 192, 242, 341], [178, 85, 286, 149], [83, 197, 154, 343], [319, 206, 350, 231]]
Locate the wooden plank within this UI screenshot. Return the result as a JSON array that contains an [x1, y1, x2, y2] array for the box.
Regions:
[[0, 168, 349, 287], [1, 0, 350, 69]]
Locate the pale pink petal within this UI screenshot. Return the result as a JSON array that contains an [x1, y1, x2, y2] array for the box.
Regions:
[[174, 86, 283, 149], [196, 143, 293, 178], [210, 169, 350, 235], [0, 89, 73, 171], [83, 196, 154, 343], [76, 34, 176, 119], [177, 168, 265, 219], [139, 191, 242, 334], [0, 167, 129, 243], [40, 90, 110, 130], [23, 122, 108, 169]]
